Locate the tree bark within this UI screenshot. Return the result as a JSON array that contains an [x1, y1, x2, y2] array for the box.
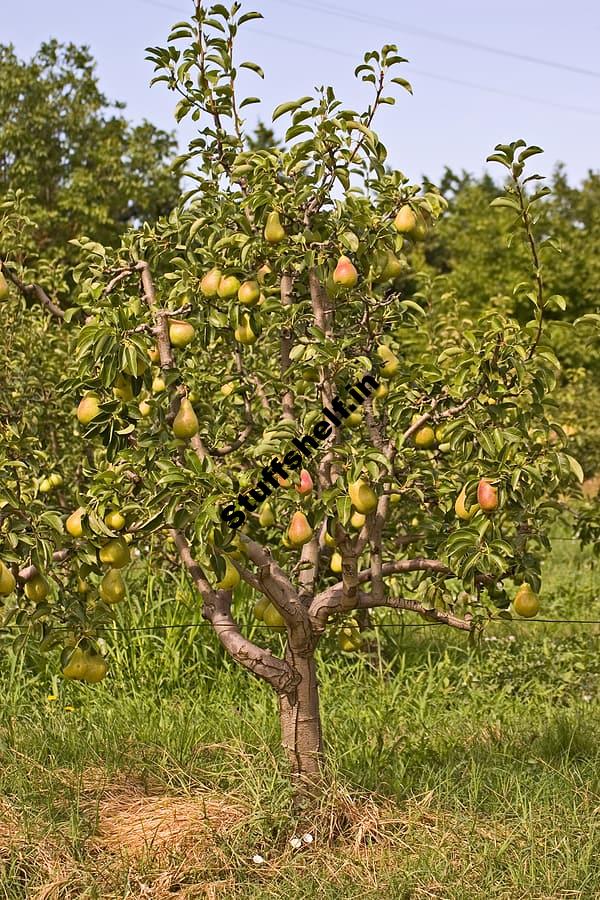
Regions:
[[279, 645, 323, 784]]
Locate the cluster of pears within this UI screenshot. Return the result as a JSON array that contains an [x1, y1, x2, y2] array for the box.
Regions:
[[253, 596, 285, 629], [38, 472, 63, 494], [65, 506, 130, 605], [61, 642, 108, 683], [455, 478, 499, 520]]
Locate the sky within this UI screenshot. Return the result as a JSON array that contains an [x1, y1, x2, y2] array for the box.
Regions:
[[4, 0, 600, 186]]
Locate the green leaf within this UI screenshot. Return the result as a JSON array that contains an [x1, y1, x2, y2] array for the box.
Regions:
[[272, 97, 312, 122], [240, 61, 264, 78]]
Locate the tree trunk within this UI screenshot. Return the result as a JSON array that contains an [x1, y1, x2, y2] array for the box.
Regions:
[[279, 645, 323, 784]]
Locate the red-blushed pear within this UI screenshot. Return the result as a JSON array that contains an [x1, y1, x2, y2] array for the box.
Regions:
[[99, 568, 126, 604], [99, 538, 130, 569], [76, 393, 100, 425], [455, 485, 478, 521], [296, 469, 313, 497], [218, 275, 241, 299], [393, 205, 417, 234], [264, 210, 285, 243], [24, 574, 49, 602], [0, 561, 16, 596], [169, 319, 195, 348], [173, 397, 199, 440], [258, 502, 275, 527], [348, 478, 378, 515], [200, 267, 222, 297], [477, 478, 499, 512], [377, 344, 399, 378], [238, 280, 261, 306], [332, 255, 358, 289], [0, 271, 9, 301], [66, 507, 85, 538], [288, 511, 313, 546], [513, 583, 540, 618], [216, 557, 240, 591]]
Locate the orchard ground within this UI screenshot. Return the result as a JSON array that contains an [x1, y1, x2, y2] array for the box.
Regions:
[[1, 528, 599, 899]]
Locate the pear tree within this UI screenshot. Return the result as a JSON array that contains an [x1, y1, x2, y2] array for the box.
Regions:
[[0, 2, 586, 787]]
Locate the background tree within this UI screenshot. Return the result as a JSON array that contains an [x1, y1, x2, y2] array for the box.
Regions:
[[0, 2, 586, 793]]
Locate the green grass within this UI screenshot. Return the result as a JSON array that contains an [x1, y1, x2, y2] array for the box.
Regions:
[[0, 534, 599, 898]]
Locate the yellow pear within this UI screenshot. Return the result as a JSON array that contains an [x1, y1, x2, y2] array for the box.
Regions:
[[66, 507, 85, 538], [0, 561, 16, 596], [350, 511, 366, 530], [201, 268, 222, 297], [99, 568, 126, 604], [217, 275, 241, 299], [139, 399, 152, 417], [263, 603, 286, 628], [76, 393, 100, 425], [258, 503, 275, 527], [152, 375, 166, 394], [147, 345, 161, 364], [324, 529, 337, 548], [390, 493, 401, 505], [169, 319, 195, 348], [330, 551, 343, 574], [288, 511, 313, 546], [216, 558, 240, 591], [253, 597, 270, 621], [0, 271, 9, 301], [234, 315, 257, 345], [173, 398, 199, 440], [377, 344, 399, 378], [113, 374, 133, 402], [238, 280, 260, 306], [264, 211, 285, 243], [393, 205, 417, 234], [220, 382, 235, 396], [332, 255, 358, 288], [348, 479, 378, 515], [39, 478, 53, 494], [513, 583, 540, 618], [414, 426, 436, 449], [49, 473, 63, 488], [24, 574, 49, 602], [455, 485, 477, 521], [99, 538, 130, 569], [338, 625, 361, 652], [345, 410, 363, 427], [105, 510, 126, 531], [373, 382, 388, 399]]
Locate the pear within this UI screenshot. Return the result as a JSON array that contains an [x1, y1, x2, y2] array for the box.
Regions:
[[330, 551, 343, 574], [288, 511, 313, 547], [295, 469, 313, 497], [77, 576, 90, 594], [216, 558, 240, 591], [380, 250, 404, 280], [253, 596, 270, 621], [99, 568, 126, 604], [348, 479, 378, 515], [234, 315, 257, 345], [62, 647, 88, 680], [410, 213, 428, 241], [66, 507, 85, 538], [513, 583, 540, 618], [390, 493, 401, 505], [338, 625, 361, 652], [173, 398, 199, 440], [82, 652, 109, 683], [332, 255, 358, 288], [200, 268, 222, 297], [345, 410, 363, 427], [99, 538, 130, 569], [147, 346, 161, 364], [0, 561, 16, 596], [220, 382, 235, 396], [113, 374, 133, 402], [324, 529, 337, 548], [377, 344, 399, 378], [238, 280, 260, 306], [373, 382, 388, 399], [139, 399, 152, 417], [414, 426, 436, 450], [105, 510, 126, 531], [152, 375, 166, 394], [455, 485, 477, 521], [49, 473, 63, 488], [263, 603, 286, 628], [76, 393, 100, 425], [258, 503, 275, 527], [169, 319, 195, 348], [24, 574, 49, 603], [477, 478, 499, 512], [0, 271, 9, 301], [39, 478, 53, 494], [393, 205, 417, 234], [217, 275, 241, 299], [350, 511, 366, 530], [264, 211, 285, 243]]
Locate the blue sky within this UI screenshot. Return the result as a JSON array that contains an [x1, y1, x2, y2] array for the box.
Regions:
[[5, 0, 600, 185]]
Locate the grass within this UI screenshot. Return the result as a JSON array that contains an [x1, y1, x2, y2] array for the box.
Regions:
[[0, 534, 599, 898]]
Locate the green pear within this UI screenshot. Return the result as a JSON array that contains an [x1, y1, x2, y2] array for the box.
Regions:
[[113, 374, 133, 402], [513, 583, 540, 618], [455, 485, 477, 521], [258, 503, 275, 527], [234, 315, 257, 345], [24, 574, 49, 603], [348, 479, 377, 515], [263, 603, 286, 628], [152, 375, 166, 394], [138, 400, 152, 417], [380, 250, 404, 280], [393, 205, 417, 233], [216, 557, 240, 590], [0, 561, 16, 596], [169, 319, 195, 348], [105, 510, 126, 531], [173, 398, 199, 440], [253, 597, 270, 621], [217, 275, 241, 299], [238, 280, 260, 306], [200, 268, 222, 297], [0, 271, 9, 301], [377, 344, 399, 378], [414, 426, 436, 449], [264, 211, 285, 243], [76, 393, 100, 425], [99, 538, 130, 569], [99, 568, 126, 604]]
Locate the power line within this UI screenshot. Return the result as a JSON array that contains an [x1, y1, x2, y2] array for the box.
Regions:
[[287, 0, 600, 81], [136, 0, 600, 117]]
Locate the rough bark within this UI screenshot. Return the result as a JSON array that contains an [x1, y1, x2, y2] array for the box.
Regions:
[[279, 645, 323, 783]]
